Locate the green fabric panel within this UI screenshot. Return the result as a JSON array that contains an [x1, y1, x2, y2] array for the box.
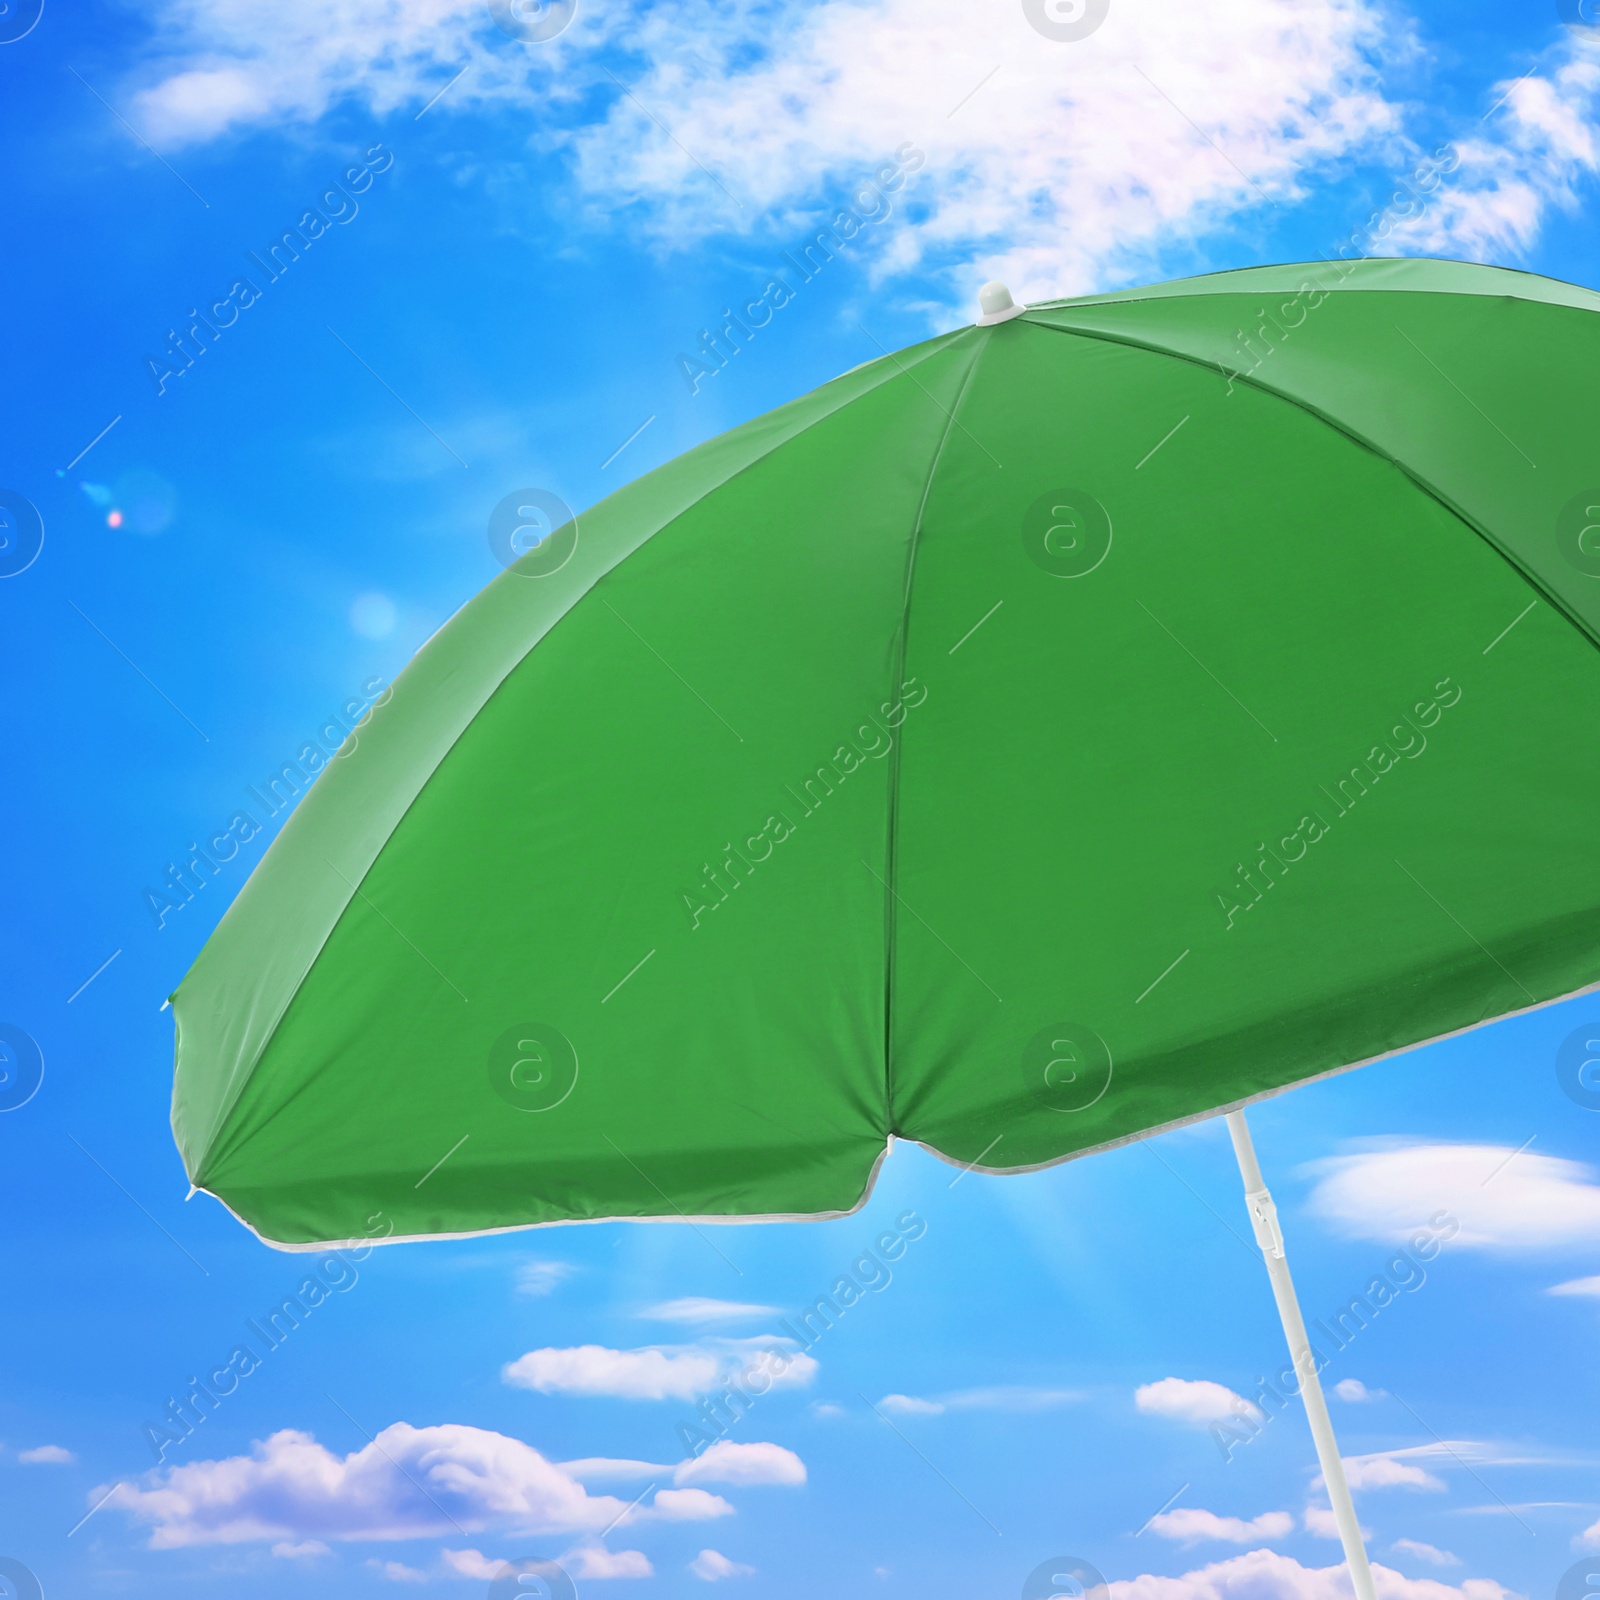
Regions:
[[889, 315, 1600, 1168], [190, 336, 983, 1243]]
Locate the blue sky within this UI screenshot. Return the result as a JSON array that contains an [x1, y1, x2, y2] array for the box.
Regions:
[[5, 0, 1600, 1594]]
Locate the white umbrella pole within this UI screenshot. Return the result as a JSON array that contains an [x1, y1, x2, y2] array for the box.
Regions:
[[1225, 1109, 1377, 1600]]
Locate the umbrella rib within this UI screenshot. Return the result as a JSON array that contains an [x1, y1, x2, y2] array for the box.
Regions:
[[877, 333, 994, 1135], [862, 858, 1002, 1004], [855, 321, 1002, 468]]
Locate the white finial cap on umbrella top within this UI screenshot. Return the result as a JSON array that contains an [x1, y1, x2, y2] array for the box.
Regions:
[[976, 280, 1027, 326]]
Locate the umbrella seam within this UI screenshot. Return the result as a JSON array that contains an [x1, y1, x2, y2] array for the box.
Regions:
[[1020, 313, 1600, 661], [880, 331, 991, 1140]]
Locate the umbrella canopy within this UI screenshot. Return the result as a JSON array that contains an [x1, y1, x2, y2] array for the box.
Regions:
[[172, 256, 1600, 1250]]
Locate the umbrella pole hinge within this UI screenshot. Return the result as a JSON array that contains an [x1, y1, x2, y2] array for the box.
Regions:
[[1244, 1185, 1285, 1259]]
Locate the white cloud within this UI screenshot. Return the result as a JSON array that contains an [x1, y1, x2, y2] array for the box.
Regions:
[[127, 0, 581, 147], [272, 1539, 332, 1559], [1391, 35, 1600, 262], [1333, 1380, 1385, 1403], [102, 1423, 731, 1548], [368, 1558, 428, 1583], [1106, 1550, 1514, 1600], [1148, 1509, 1294, 1546], [17, 1445, 75, 1465], [1307, 1143, 1600, 1251], [675, 1441, 805, 1488], [125, 0, 1411, 305], [1136, 1379, 1262, 1428], [1578, 1518, 1600, 1552], [1336, 1453, 1445, 1492], [567, 0, 1403, 304], [690, 1548, 756, 1581], [1392, 1541, 1462, 1568], [502, 1340, 815, 1401], [108, 0, 1600, 311], [567, 1545, 653, 1578], [503, 1344, 726, 1400], [514, 1260, 576, 1298], [880, 1394, 946, 1415], [651, 1488, 735, 1521], [442, 1548, 503, 1580], [1303, 1506, 1371, 1541], [558, 1441, 805, 1491], [1550, 1276, 1600, 1299], [642, 1299, 779, 1324]]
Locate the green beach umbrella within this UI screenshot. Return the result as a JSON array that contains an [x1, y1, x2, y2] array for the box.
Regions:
[[171, 258, 1600, 1599]]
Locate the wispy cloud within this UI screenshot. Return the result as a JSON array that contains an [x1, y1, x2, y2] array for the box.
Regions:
[[562, 1440, 806, 1489], [503, 1339, 816, 1401], [1135, 1378, 1262, 1428], [514, 1259, 577, 1298], [1316, 1441, 1565, 1496], [1392, 34, 1600, 261], [1332, 1379, 1386, 1403], [445, 1543, 654, 1580], [1391, 1540, 1462, 1567], [641, 1298, 779, 1324], [1147, 1508, 1294, 1546], [1307, 1142, 1600, 1251], [878, 1385, 1081, 1416], [690, 1547, 756, 1581], [1549, 1276, 1600, 1299]]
